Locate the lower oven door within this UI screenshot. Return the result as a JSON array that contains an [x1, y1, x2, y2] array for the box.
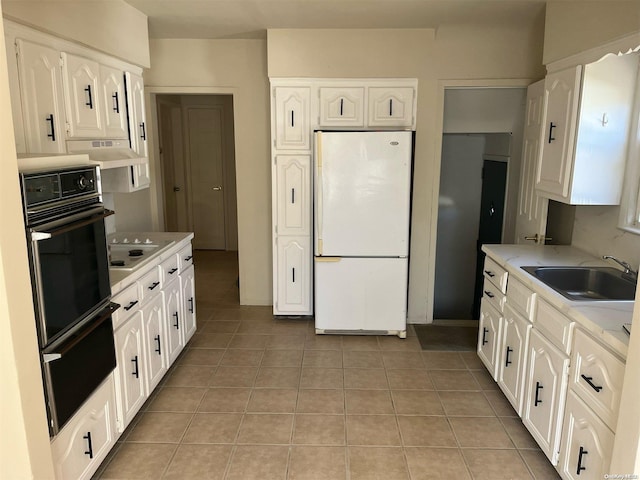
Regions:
[[42, 304, 118, 435]]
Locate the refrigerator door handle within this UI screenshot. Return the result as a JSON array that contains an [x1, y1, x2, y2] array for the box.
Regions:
[[316, 133, 324, 255]]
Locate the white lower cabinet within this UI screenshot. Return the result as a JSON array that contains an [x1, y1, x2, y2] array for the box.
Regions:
[[51, 375, 118, 480], [141, 293, 168, 394], [559, 391, 614, 480], [275, 236, 311, 314], [477, 297, 503, 380], [163, 277, 184, 365], [181, 265, 197, 344], [523, 329, 570, 465]]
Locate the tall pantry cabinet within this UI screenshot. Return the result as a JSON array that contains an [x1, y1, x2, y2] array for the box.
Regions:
[[269, 78, 417, 316]]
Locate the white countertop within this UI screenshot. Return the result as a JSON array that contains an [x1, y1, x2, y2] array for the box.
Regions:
[[482, 244, 635, 358]]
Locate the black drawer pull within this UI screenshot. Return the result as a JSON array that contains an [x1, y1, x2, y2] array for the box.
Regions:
[[173, 312, 179, 329], [576, 446, 588, 475], [482, 327, 489, 346], [155, 335, 162, 355], [291, 188, 295, 204], [140, 122, 146, 140], [188, 297, 194, 314], [340, 98, 344, 116], [184, 255, 193, 262], [46, 114, 56, 141], [168, 267, 178, 275], [124, 300, 138, 311], [484, 270, 495, 278], [83, 432, 93, 459], [132, 355, 139, 378], [112, 92, 119, 113], [580, 374, 603, 393], [484, 290, 495, 298], [505, 346, 513, 367], [389, 98, 393, 116], [548, 122, 556, 143], [148, 281, 160, 290], [534, 382, 543, 406], [84, 85, 93, 108]]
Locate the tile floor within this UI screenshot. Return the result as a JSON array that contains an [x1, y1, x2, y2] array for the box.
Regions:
[[93, 250, 561, 479]]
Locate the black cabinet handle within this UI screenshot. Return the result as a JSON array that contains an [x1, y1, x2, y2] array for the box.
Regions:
[[576, 446, 588, 475], [484, 270, 495, 278], [168, 267, 178, 275], [340, 98, 344, 116], [173, 312, 179, 329], [84, 85, 93, 109], [292, 267, 296, 283], [580, 374, 603, 393], [46, 114, 56, 141], [505, 346, 513, 367], [482, 327, 489, 346], [184, 255, 193, 262], [140, 122, 146, 140], [83, 432, 93, 459], [132, 355, 139, 378], [124, 300, 138, 311], [291, 188, 295, 204], [548, 122, 556, 143], [290, 110, 295, 127], [188, 297, 194, 314], [148, 281, 160, 290], [389, 99, 393, 116], [484, 290, 495, 298], [154, 335, 161, 355], [112, 92, 119, 113], [534, 382, 543, 406]]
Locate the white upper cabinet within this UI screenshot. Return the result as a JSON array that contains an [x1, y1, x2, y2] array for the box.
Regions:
[[319, 87, 365, 127], [16, 39, 66, 153], [274, 86, 311, 150], [125, 71, 148, 156], [367, 86, 415, 127], [100, 64, 128, 138], [62, 53, 104, 138]]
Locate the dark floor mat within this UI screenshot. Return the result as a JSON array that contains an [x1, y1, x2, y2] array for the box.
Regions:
[[414, 324, 478, 351]]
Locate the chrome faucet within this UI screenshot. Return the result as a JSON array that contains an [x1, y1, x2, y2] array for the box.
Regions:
[[603, 255, 638, 280]]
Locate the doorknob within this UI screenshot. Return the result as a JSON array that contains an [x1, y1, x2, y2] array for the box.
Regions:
[[173, 186, 181, 192], [212, 186, 223, 191]]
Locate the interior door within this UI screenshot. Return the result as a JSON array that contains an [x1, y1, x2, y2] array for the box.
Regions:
[[187, 107, 227, 250], [515, 80, 549, 244]]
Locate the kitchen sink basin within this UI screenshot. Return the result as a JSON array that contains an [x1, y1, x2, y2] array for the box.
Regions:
[[521, 266, 637, 301]]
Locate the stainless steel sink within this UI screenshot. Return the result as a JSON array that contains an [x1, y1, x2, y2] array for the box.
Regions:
[[521, 266, 637, 301]]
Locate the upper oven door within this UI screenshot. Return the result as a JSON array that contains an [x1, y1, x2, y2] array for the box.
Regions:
[[29, 206, 114, 346]]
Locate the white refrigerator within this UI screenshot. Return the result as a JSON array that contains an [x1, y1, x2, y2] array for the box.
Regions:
[[314, 131, 413, 337]]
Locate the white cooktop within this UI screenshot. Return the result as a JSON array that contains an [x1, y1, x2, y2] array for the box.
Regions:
[[108, 235, 175, 271]]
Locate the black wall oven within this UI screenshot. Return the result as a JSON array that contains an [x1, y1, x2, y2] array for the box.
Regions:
[[20, 166, 119, 435]]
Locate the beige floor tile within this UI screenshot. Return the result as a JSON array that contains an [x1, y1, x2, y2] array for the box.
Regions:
[[346, 389, 394, 414], [296, 389, 345, 414], [459, 351, 486, 369], [293, 414, 346, 445], [344, 368, 389, 389], [226, 445, 289, 480], [397, 416, 457, 447], [228, 334, 269, 349], [255, 366, 301, 388], [198, 320, 240, 334], [246, 388, 298, 413], [300, 367, 344, 389], [164, 365, 216, 387], [303, 349, 343, 368], [501, 417, 539, 449], [209, 366, 257, 387], [198, 388, 251, 413], [484, 390, 519, 417], [304, 335, 343, 350], [182, 413, 242, 443], [377, 336, 422, 351], [343, 350, 384, 368], [471, 368, 501, 390], [346, 415, 401, 446], [405, 447, 471, 479], [341, 336, 381, 351], [386, 369, 434, 390], [147, 387, 206, 412], [163, 444, 232, 479], [382, 351, 425, 369], [189, 333, 233, 349], [348, 446, 409, 480], [289, 446, 347, 480], [449, 417, 515, 448], [220, 348, 263, 366], [261, 349, 304, 367], [266, 334, 306, 349], [237, 320, 274, 334], [237, 414, 294, 444], [100, 443, 177, 479], [462, 449, 533, 479], [439, 391, 496, 416], [125, 412, 192, 443], [177, 348, 224, 366], [392, 390, 444, 415], [519, 449, 562, 479], [429, 370, 481, 390], [271, 321, 309, 335], [421, 351, 467, 370]]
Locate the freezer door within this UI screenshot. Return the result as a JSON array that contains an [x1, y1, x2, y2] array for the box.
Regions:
[[315, 257, 408, 332], [315, 131, 412, 257]]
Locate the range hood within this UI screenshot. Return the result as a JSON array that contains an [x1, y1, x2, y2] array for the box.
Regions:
[[66, 139, 146, 169]]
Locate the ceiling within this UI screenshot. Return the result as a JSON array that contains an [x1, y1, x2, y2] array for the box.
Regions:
[[124, 0, 548, 39]]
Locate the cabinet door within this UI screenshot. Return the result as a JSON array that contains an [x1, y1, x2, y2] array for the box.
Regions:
[[141, 294, 168, 393], [275, 236, 311, 314], [536, 66, 582, 200], [181, 265, 197, 344], [164, 278, 184, 365], [274, 86, 310, 150], [113, 314, 146, 431], [276, 155, 311, 236], [522, 329, 570, 465], [125, 72, 148, 156], [16, 39, 66, 153], [498, 304, 532, 415], [319, 87, 365, 127], [62, 52, 104, 138], [559, 390, 615, 480], [367, 87, 414, 127], [99, 64, 128, 138], [477, 297, 502, 380]]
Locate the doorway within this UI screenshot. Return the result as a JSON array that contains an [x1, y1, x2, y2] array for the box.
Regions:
[[156, 95, 238, 252]]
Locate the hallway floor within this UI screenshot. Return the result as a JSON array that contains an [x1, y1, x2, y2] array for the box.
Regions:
[[94, 250, 559, 479]]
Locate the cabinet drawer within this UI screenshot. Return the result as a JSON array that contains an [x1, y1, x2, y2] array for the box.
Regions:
[[506, 276, 536, 321], [534, 297, 574, 354], [483, 256, 508, 293], [178, 244, 194, 273], [111, 283, 141, 330], [160, 254, 180, 284], [570, 329, 625, 431], [482, 277, 506, 313], [138, 266, 162, 304]]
